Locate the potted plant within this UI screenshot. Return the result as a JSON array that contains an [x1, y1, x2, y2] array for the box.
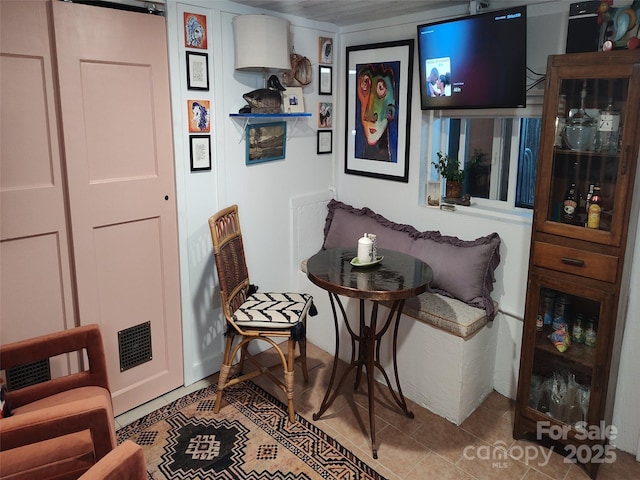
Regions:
[[432, 151, 464, 199]]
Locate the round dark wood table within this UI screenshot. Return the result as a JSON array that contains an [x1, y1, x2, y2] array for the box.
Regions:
[[306, 247, 432, 459]]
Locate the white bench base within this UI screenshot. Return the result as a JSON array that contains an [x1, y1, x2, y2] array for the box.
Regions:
[[387, 310, 498, 425]]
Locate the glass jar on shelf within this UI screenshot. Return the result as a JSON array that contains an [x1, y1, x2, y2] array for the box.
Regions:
[[563, 81, 596, 152]]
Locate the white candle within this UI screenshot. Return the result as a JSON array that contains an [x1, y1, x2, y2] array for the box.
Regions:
[[358, 234, 373, 263]]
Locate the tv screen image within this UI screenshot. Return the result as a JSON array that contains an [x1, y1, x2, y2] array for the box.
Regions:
[[417, 6, 527, 110]]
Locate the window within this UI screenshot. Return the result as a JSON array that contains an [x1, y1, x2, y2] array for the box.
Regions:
[[428, 107, 542, 212], [515, 118, 542, 208], [446, 118, 513, 201]]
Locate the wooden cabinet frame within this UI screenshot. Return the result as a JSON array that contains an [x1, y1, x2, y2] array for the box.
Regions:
[[514, 50, 640, 480]]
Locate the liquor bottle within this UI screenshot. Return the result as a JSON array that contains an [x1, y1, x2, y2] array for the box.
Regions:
[[584, 315, 598, 347], [540, 288, 555, 328], [563, 183, 578, 224], [587, 184, 602, 229], [585, 183, 594, 210], [577, 191, 587, 226], [553, 295, 571, 331], [595, 98, 620, 153], [572, 313, 585, 344], [581, 184, 594, 227]]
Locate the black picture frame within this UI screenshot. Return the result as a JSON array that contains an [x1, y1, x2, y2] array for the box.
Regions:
[[186, 51, 209, 91], [189, 135, 211, 171], [317, 130, 332, 154], [319, 65, 332, 95], [344, 40, 414, 183]]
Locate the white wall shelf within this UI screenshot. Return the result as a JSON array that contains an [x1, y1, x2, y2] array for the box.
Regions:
[[229, 113, 311, 141]]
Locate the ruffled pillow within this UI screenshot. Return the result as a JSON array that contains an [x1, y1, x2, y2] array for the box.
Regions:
[[322, 199, 501, 320]]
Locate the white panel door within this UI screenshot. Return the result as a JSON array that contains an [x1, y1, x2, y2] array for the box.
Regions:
[[52, 1, 183, 414]]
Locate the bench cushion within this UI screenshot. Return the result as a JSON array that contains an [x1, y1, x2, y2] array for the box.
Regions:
[[400, 292, 492, 338], [322, 199, 500, 320]]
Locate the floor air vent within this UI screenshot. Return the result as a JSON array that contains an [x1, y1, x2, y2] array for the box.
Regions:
[[6, 359, 51, 391], [118, 321, 152, 372]]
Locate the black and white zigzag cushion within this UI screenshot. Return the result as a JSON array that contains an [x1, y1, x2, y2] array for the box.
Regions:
[[232, 292, 313, 329]]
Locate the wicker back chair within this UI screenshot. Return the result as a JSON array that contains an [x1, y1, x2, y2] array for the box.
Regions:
[[208, 205, 315, 422]]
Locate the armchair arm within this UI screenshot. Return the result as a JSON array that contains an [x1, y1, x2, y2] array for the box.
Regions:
[[78, 440, 147, 480], [0, 394, 116, 460], [0, 324, 109, 407]]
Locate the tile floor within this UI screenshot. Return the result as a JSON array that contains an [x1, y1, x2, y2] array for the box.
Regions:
[[115, 342, 640, 480]]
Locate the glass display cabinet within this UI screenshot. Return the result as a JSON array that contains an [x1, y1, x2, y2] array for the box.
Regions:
[[513, 50, 640, 479]]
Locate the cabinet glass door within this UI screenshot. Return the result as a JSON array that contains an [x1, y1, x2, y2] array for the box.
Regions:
[[548, 77, 628, 237], [534, 54, 640, 248], [523, 274, 614, 430]]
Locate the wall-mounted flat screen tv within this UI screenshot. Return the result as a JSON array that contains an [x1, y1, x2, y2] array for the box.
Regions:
[[417, 6, 527, 110]]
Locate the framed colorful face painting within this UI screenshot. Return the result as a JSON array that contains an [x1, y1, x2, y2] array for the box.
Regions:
[[345, 40, 414, 183]]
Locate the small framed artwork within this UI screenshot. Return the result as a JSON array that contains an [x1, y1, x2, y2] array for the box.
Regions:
[[317, 130, 332, 154], [246, 122, 286, 165], [186, 51, 209, 90], [282, 87, 305, 113], [319, 65, 332, 95], [187, 99, 210, 133], [319, 102, 332, 128], [319, 36, 333, 64], [184, 12, 207, 49], [190, 135, 211, 171]]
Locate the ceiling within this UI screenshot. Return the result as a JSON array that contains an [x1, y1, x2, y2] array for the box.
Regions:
[[228, 0, 474, 26], [227, 0, 545, 27]]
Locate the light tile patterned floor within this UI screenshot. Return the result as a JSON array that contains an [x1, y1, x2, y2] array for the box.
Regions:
[[116, 342, 640, 480]]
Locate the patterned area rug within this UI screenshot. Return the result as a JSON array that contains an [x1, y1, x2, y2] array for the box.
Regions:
[[117, 381, 386, 479]]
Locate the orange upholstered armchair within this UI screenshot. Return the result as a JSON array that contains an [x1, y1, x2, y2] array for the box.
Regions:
[[78, 440, 147, 480], [0, 324, 116, 480]]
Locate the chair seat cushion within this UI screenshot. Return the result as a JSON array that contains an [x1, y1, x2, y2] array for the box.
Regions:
[[12, 386, 111, 416], [233, 292, 313, 328]]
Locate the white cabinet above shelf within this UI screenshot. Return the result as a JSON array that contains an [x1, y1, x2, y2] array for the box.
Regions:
[[228, 113, 311, 141]]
